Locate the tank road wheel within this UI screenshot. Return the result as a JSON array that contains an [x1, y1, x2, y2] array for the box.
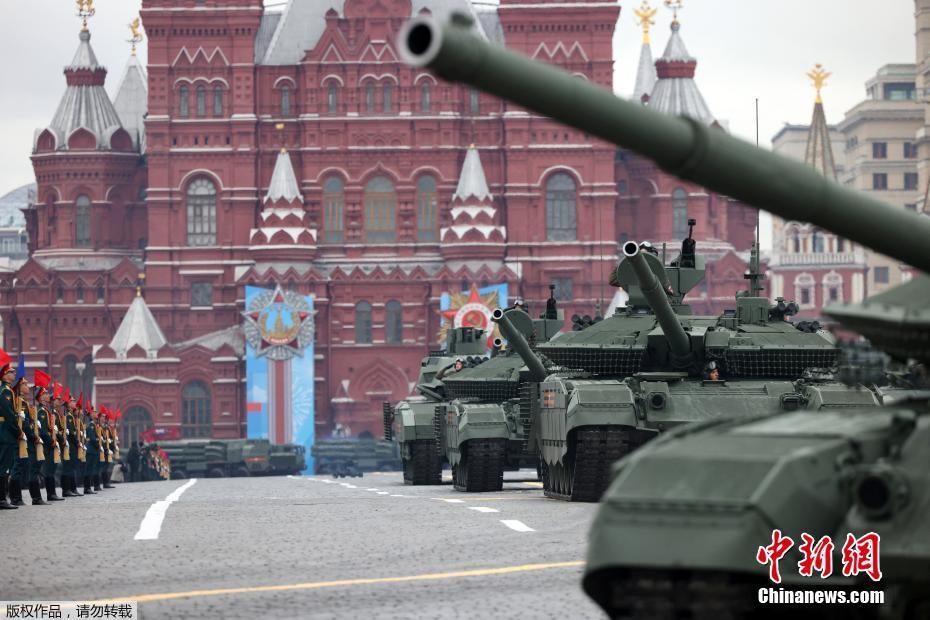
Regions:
[[402, 440, 442, 486], [544, 427, 631, 502], [453, 439, 505, 493]]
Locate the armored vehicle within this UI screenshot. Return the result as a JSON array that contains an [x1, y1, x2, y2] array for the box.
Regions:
[[384, 326, 487, 484], [434, 293, 562, 492], [156, 438, 305, 478], [311, 438, 401, 476], [395, 14, 930, 616], [497, 235, 874, 501]]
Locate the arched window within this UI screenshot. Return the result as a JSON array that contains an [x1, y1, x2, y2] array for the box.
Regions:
[[281, 85, 291, 117], [76, 283, 84, 304], [213, 86, 224, 116], [795, 273, 815, 308], [421, 81, 431, 113], [545, 173, 577, 241], [364, 176, 396, 243], [355, 301, 372, 344], [96, 285, 105, 304], [179, 85, 189, 118], [837, 238, 846, 253], [75, 194, 91, 247], [383, 82, 393, 113], [812, 231, 825, 253], [365, 82, 376, 113], [187, 178, 217, 246], [323, 176, 344, 243], [672, 188, 689, 240], [121, 406, 152, 445], [182, 381, 212, 438], [386, 300, 403, 344], [789, 231, 801, 253], [469, 88, 480, 114], [416, 175, 438, 242], [822, 272, 843, 304], [196, 85, 207, 117], [327, 81, 338, 114]]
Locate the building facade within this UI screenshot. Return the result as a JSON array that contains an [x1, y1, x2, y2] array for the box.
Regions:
[[1, 0, 755, 442]]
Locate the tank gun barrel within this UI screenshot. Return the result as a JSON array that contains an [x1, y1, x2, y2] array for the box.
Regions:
[[398, 17, 930, 273], [623, 242, 692, 359], [492, 308, 548, 382]]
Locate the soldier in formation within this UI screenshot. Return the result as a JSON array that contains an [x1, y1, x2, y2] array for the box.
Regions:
[[0, 348, 125, 509]]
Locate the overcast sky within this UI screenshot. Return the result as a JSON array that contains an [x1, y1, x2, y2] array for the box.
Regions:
[[0, 1, 917, 215]]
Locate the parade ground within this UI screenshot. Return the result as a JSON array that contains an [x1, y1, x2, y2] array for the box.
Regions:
[[9, 470, 603, 619]]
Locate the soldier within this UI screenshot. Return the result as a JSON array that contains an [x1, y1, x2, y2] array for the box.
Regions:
[[11, 364, 47, 505], [35, 373, 64, 502], [53, 385, 72, 497], [100, 407, 115, 489], [83, 404, 100, 494], [76, 394, 94, 495], [62, 392, 82, 497], [0, 349, 18, 510]]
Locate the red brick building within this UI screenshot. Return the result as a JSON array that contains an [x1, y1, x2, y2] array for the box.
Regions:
[[1, 0, 754, 442]]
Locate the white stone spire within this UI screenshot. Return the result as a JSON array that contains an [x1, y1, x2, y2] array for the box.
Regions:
[[633, 41, 657, 103], [265, 149, 303, 204], [453, 145, 492, 203], [649, 20, 715, 125], [109, 293, 167, 359], [113, 54, 148, 152]]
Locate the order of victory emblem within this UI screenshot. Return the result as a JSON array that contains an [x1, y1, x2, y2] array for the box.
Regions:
[[242, 285, 314, 361]]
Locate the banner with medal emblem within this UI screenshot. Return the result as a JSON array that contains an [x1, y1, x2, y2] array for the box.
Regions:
[[244, 285, 315, 473], [437, 283, 508, 348]]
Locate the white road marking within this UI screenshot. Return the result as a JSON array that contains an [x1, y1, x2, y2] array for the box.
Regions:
[[389, 494, 408, 497], [500, 520, 535, 533], [468, 507, 499, 513], [365, 488, 380, 491], [344, 484, 357, 488], [431, 498, 465, 504], [376, 492, 389, 495], [134, 479, 198, 541]]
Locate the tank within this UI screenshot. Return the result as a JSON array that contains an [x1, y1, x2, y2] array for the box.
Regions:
[[395, 14, 930, 616], [384, 326, 486, 484], [498, 230, 874, 502], [434, 293, 563, 492], [311, 437, 401, 476]]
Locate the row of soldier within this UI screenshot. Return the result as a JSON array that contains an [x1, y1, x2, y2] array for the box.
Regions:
[[0, 351, 121, 509]]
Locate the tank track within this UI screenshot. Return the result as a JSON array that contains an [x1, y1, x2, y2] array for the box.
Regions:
[[453, 438, 505, 492], [402, 440, 442, 486], [586, 569, 889, 620], [543, 427, 630, 502], [382, 402, 393, 440]]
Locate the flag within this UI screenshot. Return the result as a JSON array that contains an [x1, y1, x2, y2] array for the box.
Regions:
[[0, 347, 11, 374], [76, 392, 83, 409], [34, 370, 51, 389], [13, 353, 25, 388], [62, 386, 70, 402], [53, 382, 64, 400], [115, 408, 122, 419]]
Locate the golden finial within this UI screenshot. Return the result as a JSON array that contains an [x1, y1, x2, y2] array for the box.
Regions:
[[807, 64, 831, 104], [128, 17, 143, 56], [664, 0, 683, 25], [635, 1, 658, 44], [275, 123, 287, 153], [76, 0, 95, 32]]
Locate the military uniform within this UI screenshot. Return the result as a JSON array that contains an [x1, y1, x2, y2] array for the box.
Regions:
[[63, 402, 81, 496], [12, 383, 47, 505], [38, 402, 63, 501], [83, 411, 99, 494], [0, 376, 17, 510], [102, 419, 116, 489]]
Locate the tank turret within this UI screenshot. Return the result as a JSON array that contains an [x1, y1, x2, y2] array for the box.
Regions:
[[398, 16, 930, 272], [621, 241, 692, 367], [491, 308, 548, 383]]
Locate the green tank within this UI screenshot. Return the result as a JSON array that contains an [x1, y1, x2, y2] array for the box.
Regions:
[[157, 438, 305, 478], [311, 438, 401, 476], [384, 326, 487, 484], [395, 13, 930, 616], [497, 232, 875, 502], [434, 295, 563, 492]]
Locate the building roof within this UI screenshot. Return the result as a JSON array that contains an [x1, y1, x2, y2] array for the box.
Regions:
[[174, 325, 245, 357], [258, 0, 498, 65], [41, 31, 127, 152], [265, 149, 303, 204], [109, 293, 168, 358], [113, 54, 148, 152], [453, 145, 492, 203], [632, 41, 657, 103], [649, 21, 715, 125], [0, 183, 33, 227]]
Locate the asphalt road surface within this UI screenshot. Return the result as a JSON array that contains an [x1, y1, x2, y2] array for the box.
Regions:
[[8, 470, 604, 619]]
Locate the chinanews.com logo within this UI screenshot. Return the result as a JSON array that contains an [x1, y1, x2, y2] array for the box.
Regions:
[[755, 530, 885, 605]]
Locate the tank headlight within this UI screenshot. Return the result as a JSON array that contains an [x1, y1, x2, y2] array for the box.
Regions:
[[853, 465, 909, 521], [648, 392, 666, 410]]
